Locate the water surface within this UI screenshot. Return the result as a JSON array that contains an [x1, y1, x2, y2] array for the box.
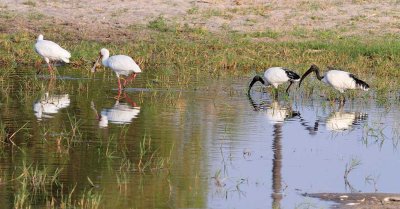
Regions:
[[0, 67, 399, 208]]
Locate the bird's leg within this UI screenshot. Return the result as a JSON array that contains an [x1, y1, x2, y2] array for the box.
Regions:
[[285, 81, 293, 94], [126, 73, 137, 84], [47, 62, 53, 73], [122, 73, 137, 88], [47, 61, 57, 78], [274, 88, 278, 100], [114, 88, 124, 100], [122, 78, 127, 87], [117, 77, 123, 90]]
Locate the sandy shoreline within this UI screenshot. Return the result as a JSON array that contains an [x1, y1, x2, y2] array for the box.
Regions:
[[1, 0, 399, 41]]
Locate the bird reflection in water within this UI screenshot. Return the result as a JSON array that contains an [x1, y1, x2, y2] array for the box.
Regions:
[[33, 93, 70, 120], [326, 111, 367, 132], [248, 92, 299, 208], [33, 80, 70, 120], [91, 92, 140, 128], [300, 105, 367, 133]]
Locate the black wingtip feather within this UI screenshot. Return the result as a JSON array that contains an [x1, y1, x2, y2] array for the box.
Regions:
[[349, 74, 369, 91], [283, 69, 300, 81]]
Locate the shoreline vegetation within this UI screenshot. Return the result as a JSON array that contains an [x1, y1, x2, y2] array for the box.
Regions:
[[1, 15, 399, 101]]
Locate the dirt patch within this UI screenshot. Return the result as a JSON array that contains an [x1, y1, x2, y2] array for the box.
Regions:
[[1, 0, 400, 41]]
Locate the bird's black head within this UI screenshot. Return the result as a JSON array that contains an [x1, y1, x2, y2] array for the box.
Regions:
[[298, 64, 322, 87], [248, 75, 265, 93]]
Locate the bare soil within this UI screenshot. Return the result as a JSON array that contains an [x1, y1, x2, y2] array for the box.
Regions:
[[1, 0, 400, 41]]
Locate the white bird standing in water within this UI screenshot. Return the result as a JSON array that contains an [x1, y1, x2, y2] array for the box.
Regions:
[[34, 34, 71, 75], [91, 48, 142, 90], [248, 67, 301, 97], [298, 64, 369, 103]]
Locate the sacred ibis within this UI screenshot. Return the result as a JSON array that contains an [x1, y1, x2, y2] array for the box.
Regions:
[[248, 67, 300, 97], [299, 64, 369, 103]]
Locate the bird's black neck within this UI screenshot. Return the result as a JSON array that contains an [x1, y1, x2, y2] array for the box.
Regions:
[[315, 70, 324, 81], [248, 75, 265, 92]]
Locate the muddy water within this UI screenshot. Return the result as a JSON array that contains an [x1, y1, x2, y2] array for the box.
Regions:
[[0, 67, 399, 208]]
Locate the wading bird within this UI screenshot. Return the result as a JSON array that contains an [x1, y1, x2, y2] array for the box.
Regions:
[[34, 34, 71, 76], [248, 67, 300, 97], [91, 48, 142, 90], [298, 64, 369, 104]]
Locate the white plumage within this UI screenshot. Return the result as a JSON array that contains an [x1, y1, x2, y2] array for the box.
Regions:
[[249, 67, 300, 95], [299, 65, 369, 93], [99, 101, 140, 128], [322, 70, 367, 93], [33, 93, 70, 120], [34, 34, 71, 74], [299, 65, 369, 103], [92, 48, 141, 90], [264, 67, 299, 88]]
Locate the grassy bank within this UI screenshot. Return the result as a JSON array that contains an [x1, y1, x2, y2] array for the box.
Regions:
[[1, 23, 399, 96]]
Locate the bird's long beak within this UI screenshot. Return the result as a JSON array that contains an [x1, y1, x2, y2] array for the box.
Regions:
[[91, 54, 102, 73], [285, 81, 294, 94], [298, 66, 317, 87]]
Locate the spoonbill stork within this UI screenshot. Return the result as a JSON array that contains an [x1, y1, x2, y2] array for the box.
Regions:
[[298, 64, 369, 103], [248, 67, 300, 97], [34, 34, 71, 75], [91, 48, 142, 90]]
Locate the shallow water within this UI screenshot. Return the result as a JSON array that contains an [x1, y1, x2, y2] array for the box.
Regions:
[[0, 67, 399, 208]]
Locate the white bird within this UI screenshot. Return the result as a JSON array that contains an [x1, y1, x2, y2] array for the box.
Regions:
[[91, 48, 142, 90], [34, 34, 71, 75], [248, 67, 300, 97], [298, 64, 369, 103], [33, 93, 70, 120]]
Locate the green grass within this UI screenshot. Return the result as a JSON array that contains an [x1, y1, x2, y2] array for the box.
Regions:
[[0, 24, 400, 96], [147, 16, 170, 32]]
